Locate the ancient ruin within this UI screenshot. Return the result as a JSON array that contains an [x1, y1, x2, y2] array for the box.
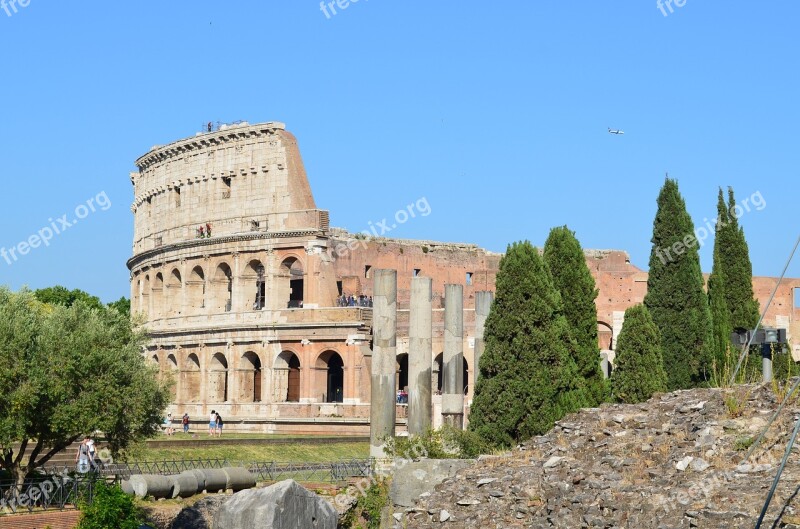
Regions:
[[128, 121, 800, 434]]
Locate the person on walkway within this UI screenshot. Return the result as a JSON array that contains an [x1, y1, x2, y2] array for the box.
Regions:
[[209, 410, 217, 436], [75, 437, 91, 473], [182, 413, 190, 434], [215, 412, 224, 437]]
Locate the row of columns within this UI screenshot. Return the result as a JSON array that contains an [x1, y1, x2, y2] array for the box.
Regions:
[[370, 270, 494, 458]]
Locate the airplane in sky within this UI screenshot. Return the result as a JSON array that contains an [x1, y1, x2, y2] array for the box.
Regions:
[[608, 128, 625, 135]]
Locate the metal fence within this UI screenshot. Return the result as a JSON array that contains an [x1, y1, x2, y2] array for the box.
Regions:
[[0, 474, 102, 514]]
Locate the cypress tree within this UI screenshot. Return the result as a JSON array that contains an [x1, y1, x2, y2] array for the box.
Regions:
[[644, 178, 714, 389], [469, 241, 588, 448], [708, 189, 733, 371], [719, 187, 760, 331], [611, 304, 668, 404], [543, 225, 608, 406]]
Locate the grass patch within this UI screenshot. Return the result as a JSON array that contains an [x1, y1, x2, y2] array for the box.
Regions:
[[126, 441, 369, 463]]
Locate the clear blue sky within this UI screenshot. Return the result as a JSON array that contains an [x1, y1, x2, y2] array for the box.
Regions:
[[1, 2, 798, 302]]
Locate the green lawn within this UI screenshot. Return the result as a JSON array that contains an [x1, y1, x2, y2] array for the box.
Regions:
[[126, 440, 369, 463]]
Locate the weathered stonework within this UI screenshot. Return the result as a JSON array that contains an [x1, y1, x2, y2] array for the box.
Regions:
[[128, 122, 800, 434]]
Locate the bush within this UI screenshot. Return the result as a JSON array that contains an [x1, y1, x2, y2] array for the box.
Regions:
[[385, 426, 493, 460], [338, 479, 389, 529], [78, 482, 143, 529]]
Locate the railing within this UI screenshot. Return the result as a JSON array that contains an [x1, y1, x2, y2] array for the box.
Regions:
[[41, 458, 374, 484], [0, 474, 104, 514]]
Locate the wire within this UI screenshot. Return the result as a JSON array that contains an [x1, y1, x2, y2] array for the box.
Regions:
[[745, 377, 800, 462], [754, 412, 800, 528], [730, 233, 800, 385]]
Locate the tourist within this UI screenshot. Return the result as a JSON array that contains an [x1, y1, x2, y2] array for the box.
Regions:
[[164, 414, 174, 436], [75, 437, 91, 473], [182, 413, 190, 434], [209, 410, 217, 436], [86, 436, 97, 471], [215, 412, 224, 437]]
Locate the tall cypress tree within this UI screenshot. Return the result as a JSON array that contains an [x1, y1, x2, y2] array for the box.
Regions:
[[469, 241, 588, 448], [708, 189, 733, 371], [720, 187, 760, 331], [543, 226, 608, 406], [644, 178, 713, 390], [611, 304, 668, 404]]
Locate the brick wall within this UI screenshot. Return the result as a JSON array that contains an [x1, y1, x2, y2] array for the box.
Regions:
[[0, 510, 80, 529]]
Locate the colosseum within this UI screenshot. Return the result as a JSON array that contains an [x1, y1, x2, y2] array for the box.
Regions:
[[128, 121, 800, 434]]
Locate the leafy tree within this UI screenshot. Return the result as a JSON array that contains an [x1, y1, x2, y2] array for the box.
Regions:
[[611, 305, 668, 403], [469, 241, 588, 448], [708, 189, 733, 369], [77, 482, 144, 529], [107, 297, 131, 317], [34, 286, 104, 311], [719, 187, 760, 331], [0, 287, 171, 489], [644, 178, 713, 390], [543, 225, 608, 406]]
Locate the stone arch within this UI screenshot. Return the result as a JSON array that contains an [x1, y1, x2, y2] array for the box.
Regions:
[[316, 350, 344, 403], [396, 353, 409, 394], [208, 352, 229, 403], [183, 353, 201, 403], [598, 321, 613, 350], [243, 260, 266, 310], [166, 354, 179, 400], [152, 273, 164, 319], [211, 263, 233, 312], [167, 269, 182, 317], [188, 266, 206, 310], [433, 352, 468, 394], [239, 351, 263, 403], [273, 351, 301, 403], [280, 256, 305, 309], [150, 353, 159, 366]]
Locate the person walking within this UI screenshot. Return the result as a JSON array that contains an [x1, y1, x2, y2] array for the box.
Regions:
[[75, 437, 91, 474], [182, 413, 190, 434], [215, 412, 224, 437], [209, 410, 217, 436]]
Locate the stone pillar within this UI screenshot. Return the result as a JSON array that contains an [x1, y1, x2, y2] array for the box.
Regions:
[[442, 284, 464, 429], [474, 291, 494, 381], [408, 277, 433, 436], [370, 270, 397, 459], [600, 352, 610, 380]]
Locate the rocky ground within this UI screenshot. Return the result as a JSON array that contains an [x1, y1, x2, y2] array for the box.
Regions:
[[400, 385, 800, 528]]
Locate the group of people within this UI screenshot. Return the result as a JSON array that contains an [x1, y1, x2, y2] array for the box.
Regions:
[[208, 410, 224, 437], [75, 435, 101, 473], [163, 413, 192, 435], [336, 294, 373, 307]]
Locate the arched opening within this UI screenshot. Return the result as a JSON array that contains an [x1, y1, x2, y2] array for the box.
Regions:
[[167, 269, 182, 317], [598, 321, 613, 350], [142, 275, 151, 319], [241, 352, 263, 403], [152, 273, 164, 319], [244, 260, 266, 310], [150, 354, 159, 366], [188, 266, 206, 310], [167, 354, 179, 400], [209, 353, 229, 403], [274, 351, 301, 403], [280, 257, 304, 308], [433, 353, 469, 394], [211, 263, 233, 312], [184, 353, 201, 403], [396, 353, 409, 397], [317, 351, 344, 403]]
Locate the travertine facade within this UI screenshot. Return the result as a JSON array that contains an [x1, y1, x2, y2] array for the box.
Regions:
[[128, 122, 800, 434]]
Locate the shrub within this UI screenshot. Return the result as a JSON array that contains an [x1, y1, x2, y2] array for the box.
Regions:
[[77, 482, 143, 529], [385, 425, 493, 460]]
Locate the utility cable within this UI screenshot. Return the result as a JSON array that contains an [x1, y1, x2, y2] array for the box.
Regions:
[[754, 411, 800, 528]]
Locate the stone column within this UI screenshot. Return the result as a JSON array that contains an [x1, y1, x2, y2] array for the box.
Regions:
[[408, 277, 433, 436], [474, 291, 494, 381], [370, 269, 397, 458], [442, 284, 464, 429]]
